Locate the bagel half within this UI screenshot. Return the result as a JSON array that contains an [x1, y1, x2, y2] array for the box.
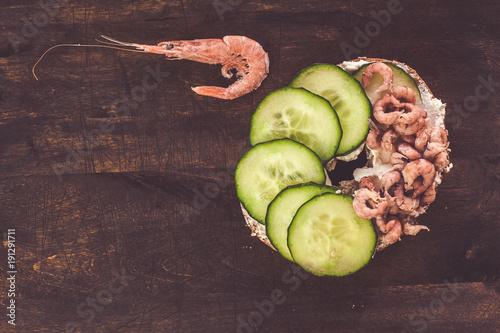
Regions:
[[241, 57, 451, 252]]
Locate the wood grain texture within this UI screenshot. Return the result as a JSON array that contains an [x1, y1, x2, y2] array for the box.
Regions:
[[0, 0, 499, 332]]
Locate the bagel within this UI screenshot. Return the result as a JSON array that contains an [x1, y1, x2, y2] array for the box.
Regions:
[[241, 57, 451, 252]]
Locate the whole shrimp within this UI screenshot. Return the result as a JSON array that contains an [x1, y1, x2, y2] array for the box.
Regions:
[[362, 62, 394, 93], [353, 188, 388, 219], [33, 35, 269, 100]]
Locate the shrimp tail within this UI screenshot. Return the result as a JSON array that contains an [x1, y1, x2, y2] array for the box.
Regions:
[[192, 86, 232, 100]]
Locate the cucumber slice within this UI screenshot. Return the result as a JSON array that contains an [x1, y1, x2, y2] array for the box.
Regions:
[[288, 193, 376, 277], [235, 139, 326, 224], [289, 63, 371, 157], [351, 62, 422, 105], [250, 87, 342, 164], [266, 183, 338, 262]]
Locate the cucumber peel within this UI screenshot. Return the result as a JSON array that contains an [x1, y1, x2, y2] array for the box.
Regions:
[[250, 87, 342, 164], [289, 63, 372, 157], [288, 193, 377, 277]]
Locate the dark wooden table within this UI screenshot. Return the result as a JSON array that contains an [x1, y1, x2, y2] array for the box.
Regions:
[[1, 0, 499, 332]]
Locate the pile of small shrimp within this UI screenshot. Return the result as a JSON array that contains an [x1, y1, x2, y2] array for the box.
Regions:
[[353, 62, 450, 251]]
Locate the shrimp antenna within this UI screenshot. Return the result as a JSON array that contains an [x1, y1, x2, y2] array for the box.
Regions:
[[32, 41, 145, 81], [99, 35, 141, 48], [368, 118, 380, 132]]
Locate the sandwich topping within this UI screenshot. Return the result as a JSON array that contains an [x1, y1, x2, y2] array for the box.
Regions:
[[341, 59, 452, 251]]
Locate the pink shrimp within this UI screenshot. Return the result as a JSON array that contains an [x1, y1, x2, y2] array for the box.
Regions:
[[390, 152, 409, 171], [418, 184, 437, 212], [380, 171, 401, 193], [359, 176, 376, 191], [397, 142, 422, 160], [434, 151, 450, 172], [402, 159, 436, 198], [423, 142, 448, 160], [394, 182, 420, 211], [423, 126, 449, 160], [373, 94, 402, 125], [393, 115, 426, 136], [366, 128, 382, 150], [381, 129, 398, 152], [392, 86, 417, 104], [400, 134, 416, 145], [396, 103, 422, 125], [429, 126, 448, 145], [402, 220, 429, 236], [397, 195, 420, 212], [374, 214, 396, 233], [377, 217, 402, 250], [34, 35, 269, 100], [380, 171, 402, 215], [353, 188, 388, 219], [415, 127, 431, 152], [362, 62, 394, 93]]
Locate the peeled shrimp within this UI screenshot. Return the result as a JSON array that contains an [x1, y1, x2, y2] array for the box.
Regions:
[[397, 194, 420, 212], [423, 142, 448, 160], [397, 103, 423, 125], [402, 159, 436, 197], [400, 134, 416, 145], [419, 184, 436, 209], [380, 171, 401, 191], [429, 126, 448, 145], [393, 116, 426, 136], [373, 94, 402, 125], [390, 152, 409, 171], [423, 127, 449, 160], [415, 128, 430, 152], [397, 142, 422, 160], [377, 218, 402, 249], [366, 128, 382, 150], [402, 220, 429, 236], [353, 188, 388, 219], [434, 151, 450, 172], [362, 62, 394, 93], [380, 171, 402, 215], [381, 129, 398, 152], [374, 214, 396, 233], [392, 86, 417, 104]]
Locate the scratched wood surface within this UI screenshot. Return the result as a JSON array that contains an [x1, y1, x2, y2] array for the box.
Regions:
[[0, 0, 499, 332]]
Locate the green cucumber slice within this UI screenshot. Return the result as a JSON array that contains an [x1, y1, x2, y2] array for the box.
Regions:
[[266, 183, 338, 262], [288, 193, 376, 277], [250, 87, 342, 164], [289, 63, 371, 157], [235, 139, 326, 224], [351, 62, 422, 104]]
